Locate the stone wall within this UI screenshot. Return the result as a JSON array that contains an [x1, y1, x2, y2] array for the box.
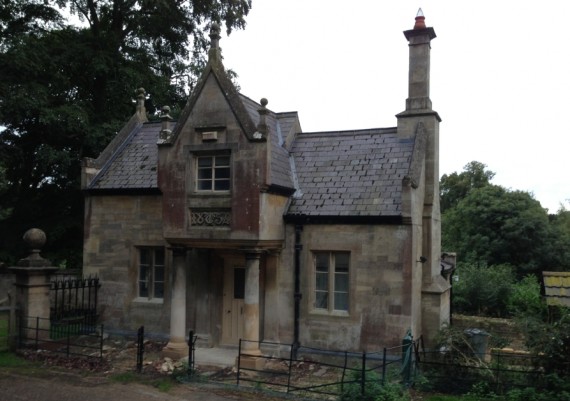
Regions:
[[452, 314, 526, 350], [278, 223, 420, 352], [83, 194, 167, 334]]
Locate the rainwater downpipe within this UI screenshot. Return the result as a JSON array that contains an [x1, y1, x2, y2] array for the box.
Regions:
[[292, 224, 303, 358]]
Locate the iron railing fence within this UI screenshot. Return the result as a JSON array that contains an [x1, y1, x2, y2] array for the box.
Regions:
[[418, 348, 562, 395], [0, 308, 9, 352], [18, 315, 104, 360], [236, 338, 421, 400], [0, 292, 16, 352], [50, 276, 100, 333]]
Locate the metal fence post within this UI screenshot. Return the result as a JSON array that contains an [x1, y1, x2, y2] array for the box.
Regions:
[[35, 316, 39, 349], [66, 319, 71, 357], [382, 347, 387, 385], [99, 324, 104, 360], [187, 330, 195, 376], [136, 326, 144, 373], [285, 342, 295, 393], [236, 339, 242, 386], [361, 351, 366, 397], [341, 351, 348, 393]]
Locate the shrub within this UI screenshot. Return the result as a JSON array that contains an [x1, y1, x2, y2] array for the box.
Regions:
[[452, 263, 515, 317], [516, 307, 570, 377], [507, 275, 547, 318], [339, 370, 409, 401]]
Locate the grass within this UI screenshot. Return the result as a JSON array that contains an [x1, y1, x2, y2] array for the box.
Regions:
[[0, 351, 30, 368], [110, 371, 140, 383], [111, 370, 175, 392], [424, 395, 498, 401], [0, 318, 8, 352]]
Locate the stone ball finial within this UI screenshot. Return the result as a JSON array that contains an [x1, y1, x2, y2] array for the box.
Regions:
[[23, 228, 46, 251], [210, 22, 221, 40], [260, 98, 268, 107]]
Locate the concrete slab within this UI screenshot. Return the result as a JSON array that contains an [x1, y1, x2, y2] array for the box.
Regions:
[[194, 347, 237, 368]]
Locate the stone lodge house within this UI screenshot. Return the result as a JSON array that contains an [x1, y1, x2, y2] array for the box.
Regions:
[[82, 12, 450, 358]]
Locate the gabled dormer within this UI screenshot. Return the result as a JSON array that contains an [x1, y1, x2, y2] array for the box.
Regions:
[[157, 24, 297, 246]]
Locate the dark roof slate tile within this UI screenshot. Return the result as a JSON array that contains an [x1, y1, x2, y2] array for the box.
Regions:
[[89, 122, 163, 190], [287, 128, 414, 217]]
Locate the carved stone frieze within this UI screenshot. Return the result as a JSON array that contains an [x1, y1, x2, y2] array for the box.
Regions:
[[190, 209, 231, 226]]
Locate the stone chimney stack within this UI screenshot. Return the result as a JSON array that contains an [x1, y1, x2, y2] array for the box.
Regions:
[[403, 8, 436, 112], [397, 9, 440, 139]]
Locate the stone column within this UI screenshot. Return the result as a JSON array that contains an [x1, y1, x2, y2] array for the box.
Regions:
[[163, 247, 189, 359], [240, 252, 264, 369], [9, 229, 58, 342]]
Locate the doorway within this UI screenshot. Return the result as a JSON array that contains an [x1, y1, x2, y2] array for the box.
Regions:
[[222, 261, 245, 345]]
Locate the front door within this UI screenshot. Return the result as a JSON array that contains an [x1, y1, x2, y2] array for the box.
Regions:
[[222, 261, 245, 345]]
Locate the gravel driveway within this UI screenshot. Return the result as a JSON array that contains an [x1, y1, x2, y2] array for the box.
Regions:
[[0, 369, 273, 401]]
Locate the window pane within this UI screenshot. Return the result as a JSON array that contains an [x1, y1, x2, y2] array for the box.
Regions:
[[214, 179, 230, 191], [216, 167, 230, 179], [154, 282, 164, 298], [140, 249, 150, 265], [335, 253, 349, 272], [139, 263, 148, 298], [154, 265, 164, 283], [335, 273, 349, 292], [198, 169, 212, 180], [234, 268, 245, 299], [334, 292, 349, 311], [316, 272, 328, 291], [139, 281, 149, 298], [198, 157, 212, 168], [197, 180, 212, 190], [154, 248, 165, 266], [315, 291, 328, 309], [315, 253, 329, 272], [215, 156, 230, 166]]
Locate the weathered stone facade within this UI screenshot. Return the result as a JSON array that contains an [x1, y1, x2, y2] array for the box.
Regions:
[[82, 13, 450, 356]]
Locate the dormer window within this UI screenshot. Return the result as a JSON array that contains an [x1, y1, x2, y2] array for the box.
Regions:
[[196, 155, 230, 191]]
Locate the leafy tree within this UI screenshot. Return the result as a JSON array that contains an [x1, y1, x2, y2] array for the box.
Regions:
[[546, 206, 570, 269], [442, 185, 557, 273], [440, 161, 495, 212], [0, 0, 251, 266]]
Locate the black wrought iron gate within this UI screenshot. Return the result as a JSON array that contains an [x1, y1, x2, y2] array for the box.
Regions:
[[50, 276, 100, 334]]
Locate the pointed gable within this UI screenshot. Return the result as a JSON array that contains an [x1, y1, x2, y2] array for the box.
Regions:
[[163, 23, 258, 146]]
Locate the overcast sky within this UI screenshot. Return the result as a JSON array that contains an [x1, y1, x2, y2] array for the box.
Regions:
[[220, 1, 570, 213]]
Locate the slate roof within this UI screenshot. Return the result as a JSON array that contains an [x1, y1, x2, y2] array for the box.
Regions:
[[239, 94, 295, 191], [287, 128, 414, 217], [88, 122, 164, 190], [88, 99, 416, 219]]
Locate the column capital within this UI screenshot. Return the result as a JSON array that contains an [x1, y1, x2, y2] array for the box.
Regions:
[[168, 246, 188, 257], [244, 249, 263, 260]]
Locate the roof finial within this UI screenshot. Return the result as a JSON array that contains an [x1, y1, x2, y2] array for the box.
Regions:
[[136, 88, 146, 114], [159, 105, 173, 142], [134, 88, 148, 122], [208, 22, 222, 62], [254, 98, 269, 140], [209, 22, 221, 49], [414, 8, 426, 30]]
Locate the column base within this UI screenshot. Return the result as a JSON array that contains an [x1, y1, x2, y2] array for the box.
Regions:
[[162, 341, 189, 360], [237, 354, 265, 370]]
